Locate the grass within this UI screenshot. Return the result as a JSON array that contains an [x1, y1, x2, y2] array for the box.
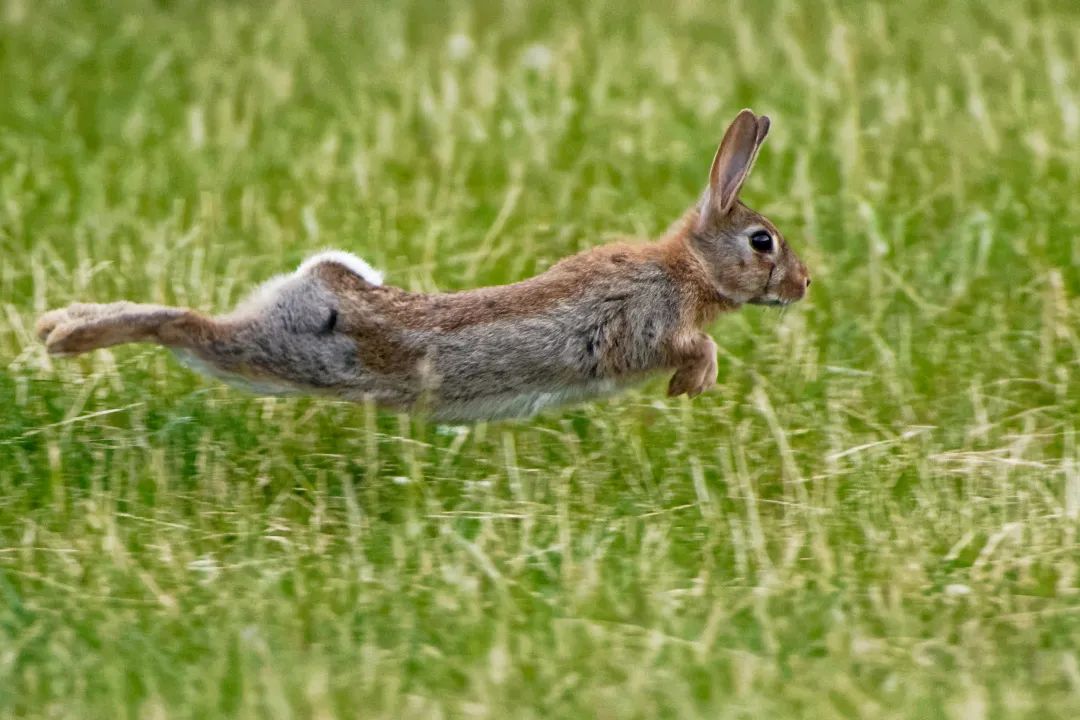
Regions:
[[2, 0, 1080, 717]]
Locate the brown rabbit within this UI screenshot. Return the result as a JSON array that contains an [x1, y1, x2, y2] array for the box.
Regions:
[[37, 109, 810, 421]]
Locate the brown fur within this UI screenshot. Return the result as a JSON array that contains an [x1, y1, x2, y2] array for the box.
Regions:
[[37, 110, 810, 421]]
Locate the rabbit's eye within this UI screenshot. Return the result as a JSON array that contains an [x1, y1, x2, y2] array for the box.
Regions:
[[749, 231, 774, 253]]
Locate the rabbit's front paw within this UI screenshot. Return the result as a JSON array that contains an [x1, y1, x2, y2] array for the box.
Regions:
[[666, 334, 718, 398], [667, 355, 717, 398]]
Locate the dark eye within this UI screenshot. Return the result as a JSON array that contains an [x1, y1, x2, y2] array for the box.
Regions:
[[749, 231, 773, 253]]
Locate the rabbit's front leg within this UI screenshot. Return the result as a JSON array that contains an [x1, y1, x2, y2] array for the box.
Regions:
[[666, 332, 718, 398]]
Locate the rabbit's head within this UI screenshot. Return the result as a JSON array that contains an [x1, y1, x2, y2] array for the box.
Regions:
[[690, 110, 810, 306]]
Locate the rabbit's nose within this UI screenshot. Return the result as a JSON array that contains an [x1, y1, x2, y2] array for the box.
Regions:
[[805, 276, 811, 289]]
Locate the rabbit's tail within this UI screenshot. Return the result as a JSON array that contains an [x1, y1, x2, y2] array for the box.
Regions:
[[37, 302, 217, 356]]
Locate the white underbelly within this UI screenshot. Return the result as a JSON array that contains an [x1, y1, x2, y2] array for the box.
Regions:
[[174, 344, 640, 422], [431, 378, 625, 422]]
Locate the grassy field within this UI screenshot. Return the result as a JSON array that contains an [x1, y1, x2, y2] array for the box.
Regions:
[[2, 0, 1080, 717]]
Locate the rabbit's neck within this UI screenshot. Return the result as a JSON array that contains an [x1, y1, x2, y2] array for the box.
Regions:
[[658, 210, 740, 325]]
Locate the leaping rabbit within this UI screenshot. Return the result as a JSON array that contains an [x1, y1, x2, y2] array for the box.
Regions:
[[37, 110, 810, 421]]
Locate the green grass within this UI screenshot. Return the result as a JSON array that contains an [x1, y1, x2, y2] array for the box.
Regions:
[[2, 0, 1080, 717]]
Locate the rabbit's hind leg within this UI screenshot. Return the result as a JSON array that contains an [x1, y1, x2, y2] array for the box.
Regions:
[[37, 302, 297, 394], [37, 265, 375, 399], [37, 302, 213, 357], [171, 270, 370, 397], [37, 302, 135, 341]]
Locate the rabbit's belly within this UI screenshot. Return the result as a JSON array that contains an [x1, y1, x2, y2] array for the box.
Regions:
[[433, 379, 621, 422]]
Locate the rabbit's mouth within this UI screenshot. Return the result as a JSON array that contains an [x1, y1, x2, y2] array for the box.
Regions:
[[747, 265, 782, 306], [748, 265, 806, 306]]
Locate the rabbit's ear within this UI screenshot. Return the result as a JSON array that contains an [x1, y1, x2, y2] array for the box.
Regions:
[[704, 109, 770, 217]]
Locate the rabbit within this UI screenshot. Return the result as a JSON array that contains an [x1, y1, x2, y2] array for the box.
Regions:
[[37, 109, 810, 422]]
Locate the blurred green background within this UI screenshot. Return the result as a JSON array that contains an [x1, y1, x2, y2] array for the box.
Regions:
[[2, 0, 1079, 717]]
